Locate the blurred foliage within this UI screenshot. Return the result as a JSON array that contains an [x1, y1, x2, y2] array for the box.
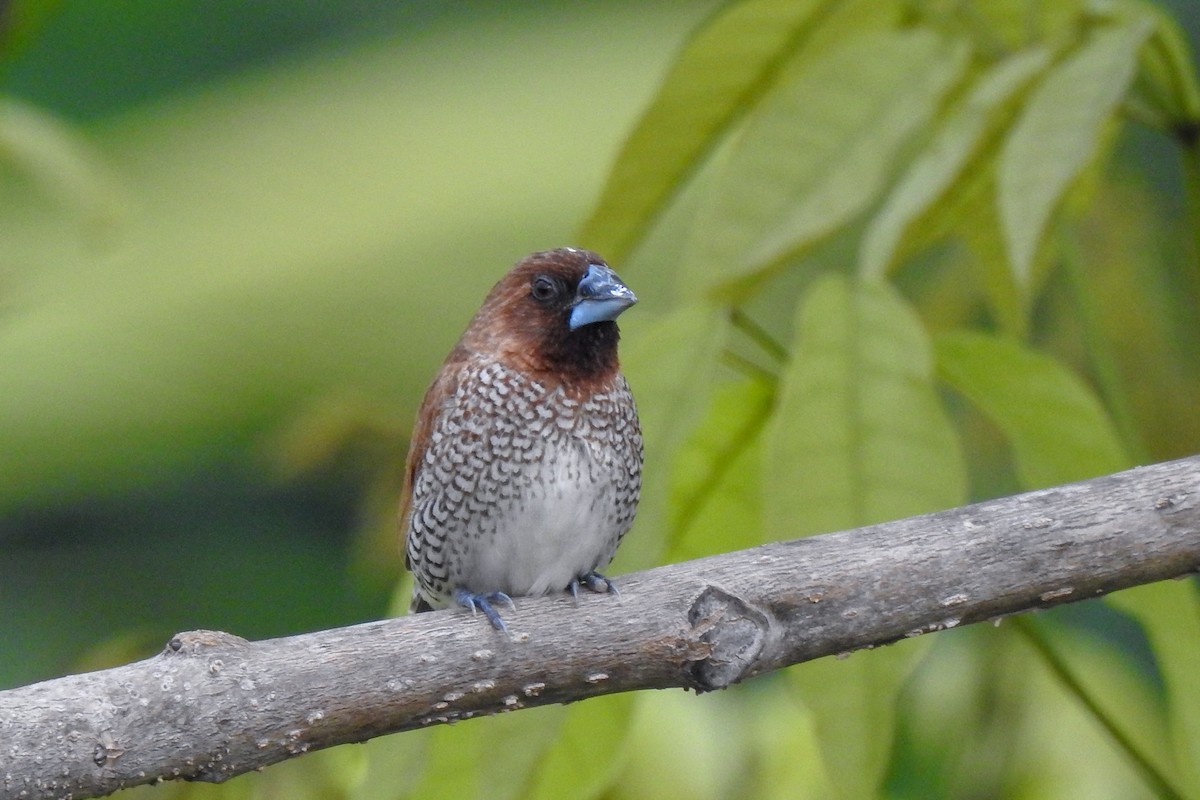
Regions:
[[0, 0, 713, 684], [2, 0, 1200, 799]]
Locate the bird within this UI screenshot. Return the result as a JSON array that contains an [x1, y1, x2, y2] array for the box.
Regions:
[[400, 247, 643, 632]]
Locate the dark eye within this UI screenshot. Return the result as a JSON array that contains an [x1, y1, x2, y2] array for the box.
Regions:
[[530, 274, 560, 303]]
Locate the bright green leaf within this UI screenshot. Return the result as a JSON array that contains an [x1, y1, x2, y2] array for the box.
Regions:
[[934, 332, 1130, 488], [859, 46, 1050, 280], [667, 376, 773, 560], [369, 699, 627, 800], [962, 0, 1087, 53], [578, 0, 831, 262], [349, 711, 433, 800], [901, 622, 1178, 799], [394, 721, 488, 799], [963, 173, 1030, 339], [620, 305, 727, 455], [617, 691, 752, 800], [746, 689, 834, 800], [997, 19, 1152, 286], [522, 694, 634, 800], [398, 706, 565, 800], [692, 29, 969, 296], [765, 275, 966, 539], [1120, 0, 1200, 121], [613, 304, 728, 569], [0, 98, 127, 230]]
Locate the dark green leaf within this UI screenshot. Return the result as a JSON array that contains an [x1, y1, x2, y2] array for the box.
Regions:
[[1108, 581, 1200, 796]]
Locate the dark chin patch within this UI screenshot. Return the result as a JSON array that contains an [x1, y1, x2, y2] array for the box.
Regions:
[[543, 319, 620, 383]]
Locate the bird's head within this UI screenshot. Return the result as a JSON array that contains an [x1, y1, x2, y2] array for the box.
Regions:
[[462, 248, 637, 387]]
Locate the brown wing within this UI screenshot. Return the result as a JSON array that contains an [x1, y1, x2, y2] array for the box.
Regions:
[[399, 344, 469, 571]]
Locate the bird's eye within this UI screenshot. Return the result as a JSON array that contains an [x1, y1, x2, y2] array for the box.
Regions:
[[530, 275, 560, 303]]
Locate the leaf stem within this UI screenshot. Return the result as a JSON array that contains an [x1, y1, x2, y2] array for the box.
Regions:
[[668, 380, 774, 552], [1120, 94, 1170, 131], [720, 350, 778, 384], [1013, 616, 1186, 800], [1179, 129, 1200, 282], [729, 307, 789, 364], [1146, 13, 1200, 121]]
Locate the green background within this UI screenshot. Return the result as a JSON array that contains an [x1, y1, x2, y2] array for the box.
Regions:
[[3, 2, 1200, 799], [0, 0, 718, 687]]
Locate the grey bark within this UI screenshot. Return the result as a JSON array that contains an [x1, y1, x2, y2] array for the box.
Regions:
[[2, 455, 1199, 800]]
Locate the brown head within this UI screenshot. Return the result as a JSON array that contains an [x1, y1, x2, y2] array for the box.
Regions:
[[458, 248, 638, 389]]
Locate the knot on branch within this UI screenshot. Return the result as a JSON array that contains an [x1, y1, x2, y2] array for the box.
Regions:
[[686, 586, 768, 692], [164, 630, 249, 657]]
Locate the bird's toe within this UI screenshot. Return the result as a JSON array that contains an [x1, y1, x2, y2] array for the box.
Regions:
[[569, 571, 619, 603], [454, 587, 516, 632]]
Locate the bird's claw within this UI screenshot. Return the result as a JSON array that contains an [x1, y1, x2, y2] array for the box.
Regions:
[[568, 571, 619, 605], [454, 588, 516, 632]]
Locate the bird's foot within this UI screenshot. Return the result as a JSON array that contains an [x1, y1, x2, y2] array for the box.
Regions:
[[568, 571, 620, 605], [454, 587, 517, 632]]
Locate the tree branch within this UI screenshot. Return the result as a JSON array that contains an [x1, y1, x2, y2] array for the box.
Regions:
[[3, 456, 1199, 800]]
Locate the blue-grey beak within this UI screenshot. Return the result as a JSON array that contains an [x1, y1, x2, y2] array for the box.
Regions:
[[569, 263, 637, 330]]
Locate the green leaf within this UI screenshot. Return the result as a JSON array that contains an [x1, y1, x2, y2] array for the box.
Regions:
[[1014, 615, 1190, 799], [934, 332, 1130, 488], [791, 641, 930, 799], [963, 172, 1030, 339], [1108, 580, 1200, 796], [1121, 1, 1200, 121], [765, 275, 965, 539], [350, 719, 432, 800], [859, 46, 1050, 280], [667, 376, 773, 560], [620, 305, 726, 455], [382, 721, 484, 799], [613, 305, 728, 569], [1152, 9, 1200, 119], [997, 19, 1153, 287], [397, 705, 566, 800], [578, 0, 832, 262], [372, 698, 630, 800], [619, 691, 756, 800], [0, 98, 127, 230], [901, 621, 1181, 799], [521, 694, 634, 800], [961, 0, 1086, 52], [360, 696, 556, 798], [693, 29, 969, 296], [0, 0, 64, 63], [746, 689, 835, 800]]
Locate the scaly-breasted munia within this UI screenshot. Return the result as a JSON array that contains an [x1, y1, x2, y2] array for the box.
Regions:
[[401, 248, 642, 631]]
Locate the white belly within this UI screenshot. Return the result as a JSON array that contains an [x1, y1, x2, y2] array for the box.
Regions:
[[463, 440, 615, 596]]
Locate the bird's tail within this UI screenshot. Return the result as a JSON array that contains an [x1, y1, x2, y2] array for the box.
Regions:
[[409, 591, 435, 614]]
